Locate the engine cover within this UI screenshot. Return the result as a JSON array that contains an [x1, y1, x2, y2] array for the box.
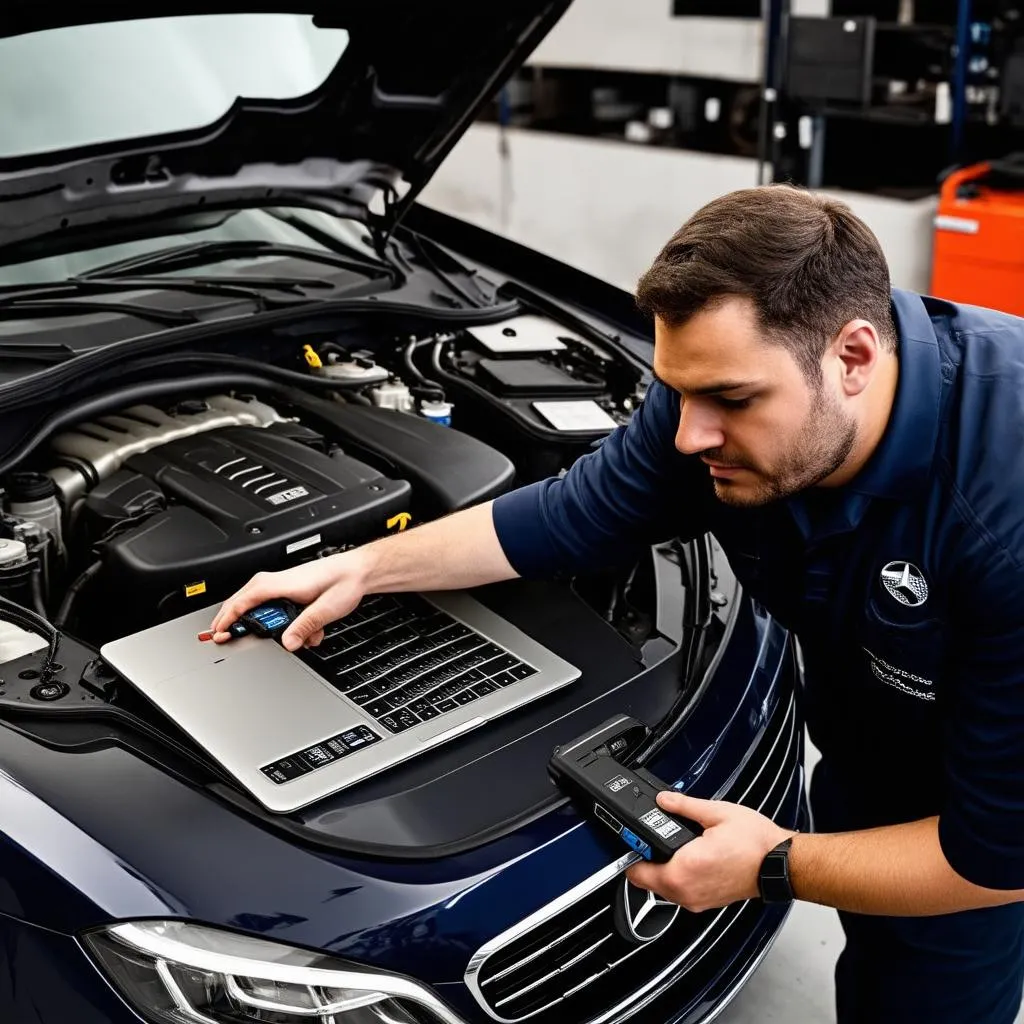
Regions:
[[100, 425, 411, 604]]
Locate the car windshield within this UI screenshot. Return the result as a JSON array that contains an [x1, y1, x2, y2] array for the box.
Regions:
[[0, 16, 371, 289]]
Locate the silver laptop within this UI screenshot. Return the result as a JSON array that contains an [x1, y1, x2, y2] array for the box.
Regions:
[[100, 590, 580, 813]]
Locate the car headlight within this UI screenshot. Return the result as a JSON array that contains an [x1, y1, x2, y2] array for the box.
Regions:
[[81, 920, 465, 1024]]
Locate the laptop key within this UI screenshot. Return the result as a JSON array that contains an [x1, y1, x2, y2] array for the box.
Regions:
[[305, 633, 353, 659], [379, 713, 415, 734], [472, 680, 498, 697], [395, 708, 420, 729], [491, 671, 517, 687], [334, 667, 369, 689], [453, 689, 479, 706], [434, 699, 458, 713], [508, 663, 536, 680]]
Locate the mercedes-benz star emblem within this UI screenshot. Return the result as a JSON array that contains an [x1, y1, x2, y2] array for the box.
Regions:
[[880, 561, 929, 607], [613, 879, 680, 946]]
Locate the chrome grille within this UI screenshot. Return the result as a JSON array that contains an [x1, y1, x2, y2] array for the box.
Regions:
[[466, 684, 799, 1023]]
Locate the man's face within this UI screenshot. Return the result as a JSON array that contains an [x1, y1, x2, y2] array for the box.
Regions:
[[652, 297, 857, 507]]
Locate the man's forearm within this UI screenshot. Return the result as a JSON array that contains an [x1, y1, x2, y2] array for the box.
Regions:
[[357, 500, 520, 593], [790, 816, 1024, 916]]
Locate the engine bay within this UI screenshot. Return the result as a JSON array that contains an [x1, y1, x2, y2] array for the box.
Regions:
[[0, 310, 649, 651], [0, 303, 723, 851]]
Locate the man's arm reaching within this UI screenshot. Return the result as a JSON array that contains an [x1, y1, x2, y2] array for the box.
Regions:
[[213, 379, 704, 649], [492, 381, 707, 579], [211, 500, 517, 650], [789, 815, 1024, 916]]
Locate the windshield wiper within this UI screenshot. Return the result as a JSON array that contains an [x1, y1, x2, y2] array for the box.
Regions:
[[0, 272, 338, 320], [0, 297, 200, 326], [0, 341, 78, 364], [0, 274, 301, 327], [79, 239, 396, 283], [94, 273, 338, 296]]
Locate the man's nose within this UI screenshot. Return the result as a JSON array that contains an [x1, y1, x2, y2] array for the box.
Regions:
[[675, 399, 726, 455]]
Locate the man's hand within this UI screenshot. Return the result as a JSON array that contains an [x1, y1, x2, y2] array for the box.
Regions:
[[626, 791, 795, 913], [210, 551, 368, 651]]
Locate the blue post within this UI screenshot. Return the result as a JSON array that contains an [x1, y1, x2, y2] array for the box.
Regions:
[[951, 0, 973, 161]]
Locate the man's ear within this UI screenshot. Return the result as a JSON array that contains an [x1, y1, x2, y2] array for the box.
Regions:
[[829, 319, 880, 397]]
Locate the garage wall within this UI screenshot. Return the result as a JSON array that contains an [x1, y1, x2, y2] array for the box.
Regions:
[[525, 0, 830, 82], [420, 124, 938, 295]]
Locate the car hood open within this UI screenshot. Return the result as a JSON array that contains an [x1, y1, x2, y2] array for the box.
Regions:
[[0, 1, 569, 254]]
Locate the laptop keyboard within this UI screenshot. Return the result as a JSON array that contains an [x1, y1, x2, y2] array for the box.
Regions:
[[301, 594, 537, 734]]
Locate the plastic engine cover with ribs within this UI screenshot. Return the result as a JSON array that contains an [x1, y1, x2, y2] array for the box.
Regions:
[[97, 424, 410, 602]]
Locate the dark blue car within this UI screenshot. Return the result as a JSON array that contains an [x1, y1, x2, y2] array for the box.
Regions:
[[0, 5, 807, 1023]]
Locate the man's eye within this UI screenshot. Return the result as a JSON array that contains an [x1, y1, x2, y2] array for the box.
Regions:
[[717, 396, 752, 410]]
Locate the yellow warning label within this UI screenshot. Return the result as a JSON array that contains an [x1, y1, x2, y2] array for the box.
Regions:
[[185, 581, 207, 598], [386, 512, 412, 531], [303, 344, 322, 369]]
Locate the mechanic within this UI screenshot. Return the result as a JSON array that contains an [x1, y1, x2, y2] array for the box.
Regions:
[[212, 184, 1024, 1023]]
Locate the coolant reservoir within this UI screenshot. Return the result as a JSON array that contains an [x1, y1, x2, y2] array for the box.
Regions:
[[371, 380, 415, 413], [317, 359, 390, 385], [7, 473, 62, 554]]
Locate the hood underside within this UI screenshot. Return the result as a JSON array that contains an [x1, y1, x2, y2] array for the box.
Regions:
[[0, 1, 570, 253]]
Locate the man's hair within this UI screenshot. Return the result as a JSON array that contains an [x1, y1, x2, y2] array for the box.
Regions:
[[635, 184, 897, 382]]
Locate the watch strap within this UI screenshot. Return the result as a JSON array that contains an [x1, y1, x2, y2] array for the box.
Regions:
[[758, 836, 794, 903]]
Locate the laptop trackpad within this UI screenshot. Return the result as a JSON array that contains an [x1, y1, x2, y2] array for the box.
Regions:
[[140, 646, 365, 761]]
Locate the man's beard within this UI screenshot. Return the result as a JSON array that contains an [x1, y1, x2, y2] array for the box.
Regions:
[[704, 386, 857, 508]]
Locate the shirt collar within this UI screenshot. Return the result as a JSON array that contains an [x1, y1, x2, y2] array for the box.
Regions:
[[848, 288, 943, 501]]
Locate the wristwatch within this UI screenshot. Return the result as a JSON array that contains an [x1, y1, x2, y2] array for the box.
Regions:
[[757, 837, 794, 903]]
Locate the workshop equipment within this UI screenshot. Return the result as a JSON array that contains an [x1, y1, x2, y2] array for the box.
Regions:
[[931, 155, 1024, 317]]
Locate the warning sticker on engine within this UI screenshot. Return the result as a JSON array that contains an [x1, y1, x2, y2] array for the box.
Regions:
[[605, 774, 631, 793]]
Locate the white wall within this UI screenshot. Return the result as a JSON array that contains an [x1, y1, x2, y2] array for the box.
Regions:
[[526, 0, 830, 82], [420, 125, 937, 295]]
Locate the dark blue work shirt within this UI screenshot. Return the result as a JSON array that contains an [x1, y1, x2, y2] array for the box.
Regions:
[[493, 288, 1024, 891]]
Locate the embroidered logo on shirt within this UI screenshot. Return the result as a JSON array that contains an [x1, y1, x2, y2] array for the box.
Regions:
[[880, 561, 929, 607], [863, 646, 935, 701]]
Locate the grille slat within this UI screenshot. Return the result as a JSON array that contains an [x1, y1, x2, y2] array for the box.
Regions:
[[467, 684, 800, 1023], [735, 696, 797, 810], [483, 907, 609, 986], [564, 967, 613, 999], [495, 934, 613, 1008]]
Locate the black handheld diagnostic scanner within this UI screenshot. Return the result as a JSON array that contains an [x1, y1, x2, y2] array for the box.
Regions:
[[230, 600, 300, 640], [549, 715, 701, 862]]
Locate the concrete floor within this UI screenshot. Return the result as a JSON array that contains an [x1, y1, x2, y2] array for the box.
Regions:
[[717, 736, 1024, 1024], [721, 894, 1024, 1024]]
